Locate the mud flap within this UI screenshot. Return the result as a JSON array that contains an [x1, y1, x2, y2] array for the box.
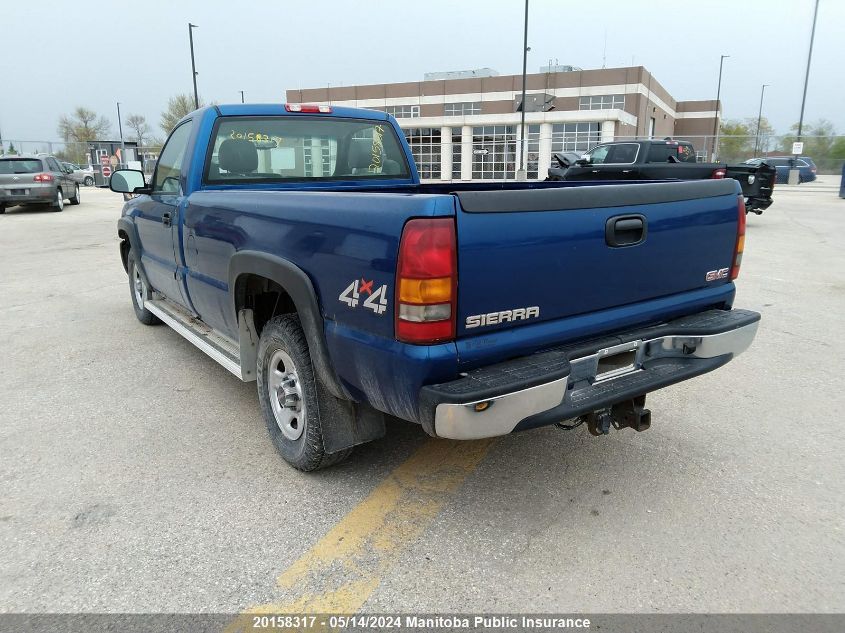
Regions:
[[316, 379, 386, 454]]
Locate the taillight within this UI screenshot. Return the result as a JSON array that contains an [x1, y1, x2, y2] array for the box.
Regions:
[[33, 173, 54, 182], [711, 168, 726, 179], [731, 195, 746, 280], [395, 218, 457, 344], [285, 103, 332, 113]]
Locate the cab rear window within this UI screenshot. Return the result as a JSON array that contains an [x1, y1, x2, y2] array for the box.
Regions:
[[646, 144, 697, 163], [0, 159, 43, 174], [204, 116, 411, 183]]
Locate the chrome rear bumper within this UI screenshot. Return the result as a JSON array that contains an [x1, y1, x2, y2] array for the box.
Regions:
[[421, 309, 760, 440]]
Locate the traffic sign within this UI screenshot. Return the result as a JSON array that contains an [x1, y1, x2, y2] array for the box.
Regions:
[[791, 141, 804, 155], [102, 166, 112, 178]]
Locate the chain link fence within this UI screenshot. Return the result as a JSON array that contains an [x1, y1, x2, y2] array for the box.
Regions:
[[2, 136, 842, 182]]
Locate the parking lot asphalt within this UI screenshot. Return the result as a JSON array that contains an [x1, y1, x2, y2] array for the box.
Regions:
[[1, 182, 843, 614]]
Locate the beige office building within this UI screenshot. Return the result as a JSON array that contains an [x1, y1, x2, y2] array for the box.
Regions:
[[286, 66, 719, 181]]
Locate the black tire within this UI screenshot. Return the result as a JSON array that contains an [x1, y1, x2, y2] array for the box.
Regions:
[[84, 176, 94, 186], [128, 253, 161, 325], [257, 315, 352, 471], [53, 188, 65, 212], [0, 205, 5, 214], [69, 184, 81, 205]]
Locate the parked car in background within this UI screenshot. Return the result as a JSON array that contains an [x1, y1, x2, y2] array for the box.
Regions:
[[61, 162, 96, 187], [0, 155, 81, 213], [744, 156, 817, 184]]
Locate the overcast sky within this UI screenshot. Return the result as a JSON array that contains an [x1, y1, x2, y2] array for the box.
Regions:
[[1, 0, 841, 143]]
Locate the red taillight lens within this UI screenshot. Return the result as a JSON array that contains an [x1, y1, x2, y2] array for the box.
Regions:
[[33, 173, 54, 182], [711, 168, 726, 179], [731, 195, 746, 280], [285, 103, 332, 113], [396, 218, 457, 344]]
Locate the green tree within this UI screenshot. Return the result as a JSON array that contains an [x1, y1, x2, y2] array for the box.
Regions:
[[7, 142, 17, 155], [718, 120, 753, 163], [160, 94, 204, 134], [57, 107, 111, 163]]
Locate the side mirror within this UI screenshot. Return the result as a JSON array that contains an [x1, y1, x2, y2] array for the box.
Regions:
[[575, 157, 590, 166], [110, 169, 148, 194], [63, 166, 73, 174]]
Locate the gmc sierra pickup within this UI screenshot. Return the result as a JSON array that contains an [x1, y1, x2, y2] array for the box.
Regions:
[[547, 139, 776, 214], [110, 104, 760, 471]]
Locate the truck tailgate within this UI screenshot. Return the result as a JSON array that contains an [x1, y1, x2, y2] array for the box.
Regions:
[[453, 179, 741, 337]]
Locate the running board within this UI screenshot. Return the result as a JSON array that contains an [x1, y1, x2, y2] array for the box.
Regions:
[[145, 298, 244, 379]]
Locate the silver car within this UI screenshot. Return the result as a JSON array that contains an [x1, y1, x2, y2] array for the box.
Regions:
[[0, 155, 81, 213], [61, 162, 96, 187]]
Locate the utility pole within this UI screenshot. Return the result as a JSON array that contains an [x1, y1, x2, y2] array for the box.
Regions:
[[712, 54, 729, 161], [189, 23, 200, 110], [239, 91, 245, 104], [517, 0, 529, 180], [790, 0, 820, 184], [754, 84, 769, 157], [116, 102, 125, 167]]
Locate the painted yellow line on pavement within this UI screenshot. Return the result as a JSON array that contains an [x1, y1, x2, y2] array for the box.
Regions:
[[226, 437, 495, 630]]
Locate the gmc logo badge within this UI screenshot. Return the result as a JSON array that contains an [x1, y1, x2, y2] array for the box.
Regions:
[[705, 268, 730, 282]]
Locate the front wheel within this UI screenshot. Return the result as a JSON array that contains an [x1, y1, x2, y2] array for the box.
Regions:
[[257, 315, 352, 471], [69, 184, 81, 205], [128, 253, 161, 325], [84, 176, 94, 186]]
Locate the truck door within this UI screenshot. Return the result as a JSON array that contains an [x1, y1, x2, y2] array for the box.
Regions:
[[584, 143, 641, 180], [133, 120, 194, 309]]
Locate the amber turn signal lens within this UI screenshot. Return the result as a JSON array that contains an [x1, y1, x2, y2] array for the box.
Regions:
[[398, 277, 452, 303]]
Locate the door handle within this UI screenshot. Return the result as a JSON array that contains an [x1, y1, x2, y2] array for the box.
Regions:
[[162, 212, 172, 227], [622, 169, 632, 174], [605, 215, 647, 247]]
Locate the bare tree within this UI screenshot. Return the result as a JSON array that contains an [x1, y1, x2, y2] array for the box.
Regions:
[[160, 94, 204, 134], [57, 107, 111, 163], [125, 114, 150, 146], [57, 107, 111, 143]]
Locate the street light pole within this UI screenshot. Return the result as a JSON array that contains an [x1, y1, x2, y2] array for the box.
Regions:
[[116, 101, 125, 167], [517, 0, 529, 180], [712, 54, 729, 161], [189, 23, 200, 110], [797, 0, 820, 142], [754, 84, 768, 157], [239, 90, 245, 104]]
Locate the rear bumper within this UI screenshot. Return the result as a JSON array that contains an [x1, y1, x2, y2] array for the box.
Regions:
[[419, 309, 760, 439], [0, 183, 55, 205]]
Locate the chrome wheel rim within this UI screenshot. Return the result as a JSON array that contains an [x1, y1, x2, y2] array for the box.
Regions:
[[267, 349, 305, 441], [133, 265, 146, 309], [56, 191, 64, 210], [75, 185, 79, 201]]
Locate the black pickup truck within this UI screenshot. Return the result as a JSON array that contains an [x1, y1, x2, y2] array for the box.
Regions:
[[547, 139, 775, 214]]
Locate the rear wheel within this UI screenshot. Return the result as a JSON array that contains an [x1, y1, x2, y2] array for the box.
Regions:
[[257, 315, 352, 471], [84, 176, 94, 186], [0, 204, 5, 214], [69, 184, 81, 205], [53, 189, 64, 212], [128, 253, 161, 325]]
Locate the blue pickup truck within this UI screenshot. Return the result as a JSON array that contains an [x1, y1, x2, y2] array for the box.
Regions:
[[109, 103, 760, 471]]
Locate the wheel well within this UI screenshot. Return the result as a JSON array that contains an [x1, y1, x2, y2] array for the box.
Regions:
[[235, 274, 297, 336], [118, 230, 130, 271]]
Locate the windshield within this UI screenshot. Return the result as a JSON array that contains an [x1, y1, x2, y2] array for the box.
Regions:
[[0, 159, 42, 174], [205, 116, 411, 183]]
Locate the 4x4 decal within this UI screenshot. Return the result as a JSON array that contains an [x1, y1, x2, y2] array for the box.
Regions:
[[339, 278, 388, 315]]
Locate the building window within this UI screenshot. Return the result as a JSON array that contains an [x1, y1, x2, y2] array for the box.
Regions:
[[303, 138, 335, 177], [444, 102, 481, 116], [404, 127, 441, 179], [385, 105, 420, 118], [578, 94, 625, 110], [451, 127, 462, 179], [472, 125, 516, 180], [550, 122, 601, 154], [527, 125, 540, 180]]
